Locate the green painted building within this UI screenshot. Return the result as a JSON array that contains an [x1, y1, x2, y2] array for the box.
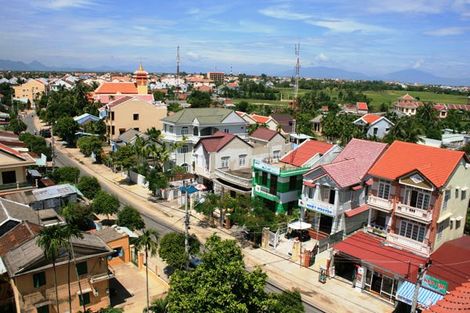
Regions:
[[251, 140, 339, 214]]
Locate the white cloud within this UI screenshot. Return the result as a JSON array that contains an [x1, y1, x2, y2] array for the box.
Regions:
[[35, 0, 96, 9], [413, 59, 424, 69], [366, 0, 449, 14], [315, 53, 329, 62], [306, 19, 389, 33], [425, 27, 467, 36], [259, 5, 311, 20]]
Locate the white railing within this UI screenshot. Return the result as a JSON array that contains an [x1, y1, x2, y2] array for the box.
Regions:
[[367, 195, 393, 212], [90, 270, 115, 284], [214, 169, 252, 188], [386, 233, 431, 256], [366, 224, 387, 238], [395, 203, 432, 223]]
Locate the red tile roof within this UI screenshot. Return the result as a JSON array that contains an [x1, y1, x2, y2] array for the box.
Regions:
[[280, 140, 333, 167], [401, 93, 416, 100], [423, 280, 470, 313], [368, 141, 466, 188], [313, 139, 387, 188], [427, 236, 470, 292], [0, 142, 26, 160], [344, 204, 369, 218], [334, 232, 426, 281], [0, 221, 42, 256], [250, 127, 280, 142], [250, 114, 271, 124], [361, 114, 382, 125], [95, 82, 138, 94], [196, 131, 246, 153], [357, 102, 368, 111], [106, 96, 134, 108]]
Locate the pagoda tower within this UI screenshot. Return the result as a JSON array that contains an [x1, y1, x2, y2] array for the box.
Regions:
[[134, 63, 149, 94]]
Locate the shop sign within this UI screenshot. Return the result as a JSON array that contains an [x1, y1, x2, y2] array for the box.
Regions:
[[422, 274, 448, 295], [305, 201, 334, 215], [253, 159, 280, 175]]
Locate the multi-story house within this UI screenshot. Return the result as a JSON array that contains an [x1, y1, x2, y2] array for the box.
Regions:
[[193, 128, 290, 196], [161, 108, 248, 172], [12, 79, 47, 104], [101, 95, 167, 142], [3, 232, 113, 313], [0, 143, 36, 195], [366, 141, 469, 256], [300, 139, 387, 236], [353, 114, 394, 139], [252, 140, 340, 214], [393, 94, 422, 116], [236, 112, 279, 131]]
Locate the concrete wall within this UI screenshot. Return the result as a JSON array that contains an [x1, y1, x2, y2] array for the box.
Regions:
[[107, 236, 131, 266], [366, 119, 392, 139]]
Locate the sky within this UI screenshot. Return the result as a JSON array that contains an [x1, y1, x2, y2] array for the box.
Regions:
[[0, 0, 469, 77]]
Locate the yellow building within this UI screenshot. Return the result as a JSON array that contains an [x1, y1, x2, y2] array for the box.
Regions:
[[133, 63, 149, 95], [13, 79, 47, 103], [3, 232, 113, 313], [104, 96, 167, 141]]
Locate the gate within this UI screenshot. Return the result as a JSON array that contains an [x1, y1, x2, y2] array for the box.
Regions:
[[317, 231, 344, 253]]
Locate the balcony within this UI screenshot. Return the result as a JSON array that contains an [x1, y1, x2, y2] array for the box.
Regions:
[[254, 184, 278, 201], [367, 195, 393, 212], [386, 233, 431, 256], [395, 203, 432, 224], [366, 224, 387, 238], [194, 165, 212, 179], [0, 181, 34, 192], [90, 269, 115, 284], [214, 168, 252, 189]]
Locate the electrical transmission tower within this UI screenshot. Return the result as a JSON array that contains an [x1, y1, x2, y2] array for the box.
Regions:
[[176, 45, 180, 79], [294, 43, 301, 103]]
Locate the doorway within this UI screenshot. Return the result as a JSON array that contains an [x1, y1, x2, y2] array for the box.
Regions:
[[319, 215, 333, 234]]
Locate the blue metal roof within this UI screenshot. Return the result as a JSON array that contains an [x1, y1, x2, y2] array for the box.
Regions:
[[396, 280, 444, 308]]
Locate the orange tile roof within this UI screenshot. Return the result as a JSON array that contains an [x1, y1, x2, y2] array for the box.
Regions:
[[281, 140, 333, 167], [0, 142, 26, 160], [250, 114, 270, 124], [361, 114, 382, 125], [368, 141, 466, 188], [422, 280, 470, 313], [0, 221, 42, 256], [357, 102, 368, 111], [95, 82, 138, 94]]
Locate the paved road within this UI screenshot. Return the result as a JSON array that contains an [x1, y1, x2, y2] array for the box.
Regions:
[[23, 112, 326, 313]]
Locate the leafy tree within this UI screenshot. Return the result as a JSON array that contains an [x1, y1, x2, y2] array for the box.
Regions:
[[153, 91, 166, 102], [383, 116, 422, 144], [165, 235, 299, 313], [147, 169, 169, 196], [195, 193, 220, 226], [6, 117, 27, 134], [236, 100, 252, 113], [83, 120, 107, 138], [146, 127, 162, 142], [60, 202, 94, 230], [117, 205, 145, 230], [110, 144, 137, 172], [77, 136, 103, 158], [53, 116, 79, 146], [77, 176, 101, 199], [135, 229, 159, 313], [19, 132, 52, 159], [270, 290, 304, 313], [50, 166, 80, 184], [92, 190, 119, 221], [158, 232, 200, 270], [146, 298, 168, 313], [188, 90, 211, 108]]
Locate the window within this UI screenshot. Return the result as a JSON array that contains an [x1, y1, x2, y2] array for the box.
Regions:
[[373, 127, 378, 136], [37, 305, 49, 313], [111, 126, 115, 135], [261, 171, 268, 186], [221, 157, 229, 168], [377, 180, 391, 199], [461, 189, 467, 201], [119, 128, 125, 135], [111, 112, 115, 121], [289, 176, 297, 189], [79, 292, 91, 306], [181, 127, 189, 135], [443, 190, 451, 210], [455, 188, 459, 198], [224, 129, 229, 133], [133, 113, 139, 120], [405, 188, 431, 209], [76, 261, 88, 276], [273, 150, 281, 160], [1, 171, 16, 184], [179, 145, 189, 154], [239, 154, 247, 167], [33, 271, 46, 288], [399, 220, 426, 242], [134, 128, 139, 132], [169, 125, 174, 133], [437, 219, 449, 241]]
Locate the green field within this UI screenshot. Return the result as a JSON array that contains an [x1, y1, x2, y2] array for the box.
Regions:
[[233, 88, 469, 111]]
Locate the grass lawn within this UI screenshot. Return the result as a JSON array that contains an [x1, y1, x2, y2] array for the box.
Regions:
[[363, 90, 468, 108], [233, 98, 287, 106]]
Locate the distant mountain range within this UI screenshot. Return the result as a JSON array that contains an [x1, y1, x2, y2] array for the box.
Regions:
[[0, 59, 469, 86]]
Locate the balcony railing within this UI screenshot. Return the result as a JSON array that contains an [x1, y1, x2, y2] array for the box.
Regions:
[[367, 195, 393, 212], [366, 224, 387, 238], [214, 169, 252, 189], [90, 269, 115, 284], [386, 233, 431, 256], [299, 195, 337, 216], [0, 181, 33, 191], [395, 203, 432, 224]]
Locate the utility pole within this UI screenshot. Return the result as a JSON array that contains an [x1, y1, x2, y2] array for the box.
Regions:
[[183, 180, 190, 268], [411, 261, 432, 313]]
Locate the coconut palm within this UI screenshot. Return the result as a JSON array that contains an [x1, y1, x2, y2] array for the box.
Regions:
[[135, 229, 160, 313], [62, 225, 85, 313], [36, 224, 69, 313]]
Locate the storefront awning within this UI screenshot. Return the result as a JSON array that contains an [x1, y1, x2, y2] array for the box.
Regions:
[[396, 281, 443, 308], [334, 232, 426, 281], [344, 204, 369, 218]]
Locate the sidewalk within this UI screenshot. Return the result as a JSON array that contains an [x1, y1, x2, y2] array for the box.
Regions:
[[33, 113, 393, 312]]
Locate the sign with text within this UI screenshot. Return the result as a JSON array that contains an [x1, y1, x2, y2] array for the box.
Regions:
[[422, 274, 448, 295], [305, 201, 334, 215]]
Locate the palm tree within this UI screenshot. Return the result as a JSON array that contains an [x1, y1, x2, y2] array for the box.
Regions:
[[146, 127, 163, 142], [62, 225, 85, 313], [135, 229, 159, 313], [36, 225, 69, 313]]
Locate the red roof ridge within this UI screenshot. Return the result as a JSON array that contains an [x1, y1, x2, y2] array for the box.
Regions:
[[0, 142, 26, 160]]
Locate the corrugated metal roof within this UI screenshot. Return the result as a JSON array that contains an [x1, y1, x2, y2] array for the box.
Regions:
[[396, 280, 443, 308], [32, 184, 82, 201]]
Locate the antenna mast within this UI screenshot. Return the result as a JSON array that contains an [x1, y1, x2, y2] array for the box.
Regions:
[[176, 45, 180, 79]]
